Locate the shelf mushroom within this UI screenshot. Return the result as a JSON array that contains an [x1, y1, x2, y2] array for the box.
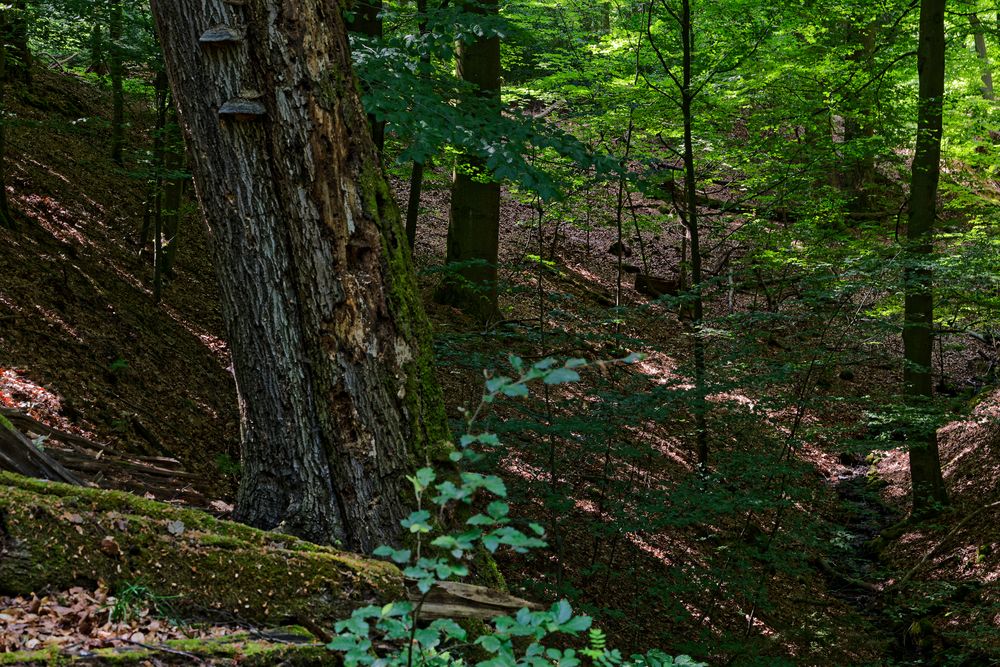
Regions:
[[199, 25, 242, 47], [219, 91, 266, 122]]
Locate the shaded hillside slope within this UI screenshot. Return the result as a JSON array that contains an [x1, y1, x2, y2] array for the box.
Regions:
[[0, 67, 239, 497]]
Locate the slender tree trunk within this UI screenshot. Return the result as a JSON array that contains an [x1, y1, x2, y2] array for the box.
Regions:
[[0, 9, 14, 230], [404, 0, 429, 249], [842, 20, 877, 207], [109, 0, 124, 167], [89, 21, 107, 76], [679, 0, 708, 468], [149, 0, 450, 552], [349, 0, 385, 154], [440, 0, 501, 321], [7, 0, 31, 86], [151, 70, 168, 301], [405, 160, 424, 248], [904, 0, 948, 515], [161, 116, 184, 278], [969, 13, 994, 100]]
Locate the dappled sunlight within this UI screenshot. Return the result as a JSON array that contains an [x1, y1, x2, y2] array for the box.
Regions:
[[32, 303, 82, 341], [0, 368, 64, 416], [160, 303, 229, 365], [634, 350, 682, 385], [18, 193, 93, 247]]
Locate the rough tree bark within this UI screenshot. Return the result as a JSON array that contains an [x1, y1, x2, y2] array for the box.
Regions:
[[439, 0, 501, 322], [904, 0, 948, 515], [149, 0, 450, 553]]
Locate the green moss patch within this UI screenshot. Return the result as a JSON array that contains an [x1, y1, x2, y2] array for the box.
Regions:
[[0, 472, 403, 626]]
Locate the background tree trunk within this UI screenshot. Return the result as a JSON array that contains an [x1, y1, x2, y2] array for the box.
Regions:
[[678, 0, 708, 468], [160, 118, 185, 278], [904, 0, 948, 515], [349, 0, 385, 154], [405, 0, 430, 249], [109, 0, 124, 167], [969, 14, 994, 100], [440, 0, 501, 322], [89, 20, 107, 76], [6, 0, 31, 86], [149, 0, 450, 552], [0, 8, 14, 230]]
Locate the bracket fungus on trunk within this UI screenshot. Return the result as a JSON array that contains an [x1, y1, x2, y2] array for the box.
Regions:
[[219, 91, 266, 122], [199, 25, 243, 47]]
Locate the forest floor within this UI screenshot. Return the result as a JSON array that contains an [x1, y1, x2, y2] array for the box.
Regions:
[[1, 67, 997, 665]]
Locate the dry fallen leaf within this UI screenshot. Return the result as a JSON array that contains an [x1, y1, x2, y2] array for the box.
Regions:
[[99, 536, 121, 557], [209, 499, 234, 514]]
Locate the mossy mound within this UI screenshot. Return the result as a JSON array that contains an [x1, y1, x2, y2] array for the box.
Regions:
[[0, 627, 328, 665], [0, 472, 403, 627]]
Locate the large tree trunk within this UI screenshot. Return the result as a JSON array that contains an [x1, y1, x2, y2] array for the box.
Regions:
[[904, 0, 948, 515], [149, 0, 450, 553], [440, 0, 501, 322]]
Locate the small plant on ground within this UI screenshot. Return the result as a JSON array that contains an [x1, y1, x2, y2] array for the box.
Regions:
[[327, 355, 703, 667], [106, 583, 178, 624]]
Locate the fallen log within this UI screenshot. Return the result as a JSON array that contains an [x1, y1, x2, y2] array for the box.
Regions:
[[414, 580, 543, 620], [0, 473, 542, 630], [0, 407, 112, 454], [0, 472, 402, 627], [0, 413, 81, 485], [0, 627, 327, 665]]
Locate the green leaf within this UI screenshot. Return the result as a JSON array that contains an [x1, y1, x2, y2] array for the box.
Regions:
[[544, 368, 581, 385], [561, 615, 592, 633], [483, 475, 507, 497], [501, 382, 530, 397]]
